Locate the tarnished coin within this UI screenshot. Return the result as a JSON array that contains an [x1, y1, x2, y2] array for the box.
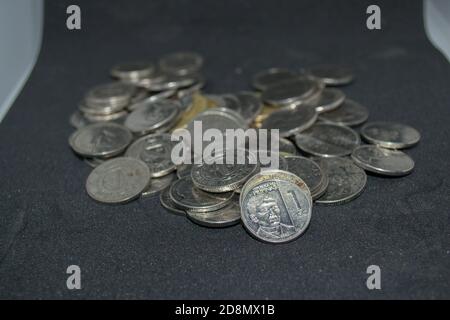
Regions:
[[142, 172, 177, 196], [284, 156, 328, 200], [187, 195, 241, 228], [318, 99, 369, 127], [235, 91, 263, 124], [111, 61, 155, 81], [306, 65, 354, 86], [191, 149, 259, 193], [86, 157, 151, 204], [294, 123, 360, 157], [252, 68, 298, 91], [84, 82, 135, 114], [351, 145, 415, 176], [125, 133, 177, 177], [261, 78, 319, 106], [125, 99, 180, 135], [169, 177, 233, 212], [315, 157, 366, 205], [159, 52, 203, 76], [261, 104, 318, 137], [360, 121, 420, 149], [160, 187, 185, 216], [69, 122, 133, 158], [240, 170, 313, 243], [313, 88, 345, 113]]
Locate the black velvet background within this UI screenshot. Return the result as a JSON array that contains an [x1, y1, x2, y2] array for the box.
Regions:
[[0, 0, 449, 299]]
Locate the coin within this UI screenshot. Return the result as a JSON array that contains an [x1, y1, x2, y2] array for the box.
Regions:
[[284, 155, 328, 199], [235, 91, 263, 124], [124, 99, 180, 135], [142, 172, 177, 196], [315, 157, 366, 205], [86, 157, 151, 204], [125, 133, 177, 177], [191, 149, 259, 193], [84, 110, 128, 123], [159, 52, 203, 76], [176, 163, 192, 179], [261, 104, 318, 137], [111, 61, 155, 81], [69, 122, 133, 158], [305, 65, 354, 86], [252, 68, 298, 91], [84, 82, 135, 114], [127, 89, 176, 111], [187, 195, 241, 228], [351, 145, 415, 176], [318, 99, 369, 126], [169, 177, 233, 212], [279, 137, 299, 155], [146, 73, 202, 92], [256, 150, 288, 171], [160, 186, 185, 216], [240, 170, 313, 243], [84, 157, 106, 168], [70, 110, 91, 128], [261, 78, 319, 106], [313, 88, 345, 113], [360, 121, 421, 149], [294, 123, 360, 157]]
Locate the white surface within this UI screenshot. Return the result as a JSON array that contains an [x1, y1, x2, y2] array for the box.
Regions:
[[0, 0, 43, 122], [424, 0, 450, 63]]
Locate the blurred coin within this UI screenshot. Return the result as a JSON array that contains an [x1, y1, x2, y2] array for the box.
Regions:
[[261, 78, 318, 106], [70, 110, 91, 128], [360, 121, 420, 149], [306, 64, 354, 86], [315, 157, 366, 205], [125, 133, 177, 177], [86, 157, 151, 204], [176, 163, 192, 179], [279, 137, 299, 155], [235, 91, 263, 124], [318, 99, 369, 126], [169, 177, 233, 212], [159, 52, 203, 76], [147, 73, 202, 92], [313, 88, 345, 113], [351, 145, 414, 176], [294, 123, 360, 157], [69, 122, 132, 158], [261, 104, 317, 137], [84, 157, 106, 168], [84, 110, 128, 122], [160, 186, 185, 216], [111, 61, 155, 81], [127, 89, 176, 111], [84, 82, 135, 113], [142, 172, 177, 196], [187, 195, 241, 228], [252, 68, 298, 91]]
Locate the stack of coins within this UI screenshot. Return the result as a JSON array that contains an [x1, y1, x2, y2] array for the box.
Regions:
[[68, 54, 421, 244]]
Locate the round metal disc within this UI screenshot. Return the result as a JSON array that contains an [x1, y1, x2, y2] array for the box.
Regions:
[[187, 195, 241, 228], [261, 78, 319, 106], [111, 61, 155, 80], [360, 121, 421, 149], [306, 65, 354, 86], [252, 68, 298, 91], [318, 99, 369, 126], [159, 52, 203, 76], [160, 186, 185, 216], [313, 88, 345, 113], [142, 172, 177, 196], [83, 82, 135, 114]]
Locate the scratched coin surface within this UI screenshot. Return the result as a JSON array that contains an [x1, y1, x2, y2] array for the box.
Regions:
[[159, 51, 203, 76], [252, 68, 298, 91], [69, 122, 133, 158], [294, 123, 360, 157], [318, 99, 369, 126], [360, 121, 421, 149], [191, 149, 259, 193], [160, 186, 185, 216], [169, 177, 234, 212], [351, 145, 415, 176], [305, 64, 354, 86], [124, 99, 179, 135], [314, 157, 367, 205], [142, 172, 177, 196], [313, 88, 345, 113], [86, 157, 151, 204], [284, 155, 328, 200], [261, 104, 318, 137], [240, 170, 313, 243], [261, 78, 319, 106], [187, 195, 241, 228], [125, 133, 177, 177]]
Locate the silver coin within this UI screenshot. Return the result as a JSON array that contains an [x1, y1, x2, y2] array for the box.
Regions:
[[313, 88, 345, 113], [124, 99, 179, 135], [86, 157, 151, 204], [284, 155, 328, 200], [70, 110, 91, 128], [318, 99, 369, 126], [159, 52, 203, 76], [314, 157, 366, 205], [125, 133, 177, 177], [351, 145, 415, 176], [257, 150, 288, 171], [69, 122, 133, 158], [252, 68, 298, 91], [142, 172, 177, 196], [187, 195, 241, 228], [294, 123, 360, 157], [191, 149, 259, 193], [261, 104, 318, 137], [177, 79, 205, 98], [360, 121, 420, 149], [129, 87, 149, 105], [84, 82, 135, 113], [235, 91, 263, 124], [84, 157, 106, 168], [240, 170, 313, 243], [279, 137, 299, 155], [84, 110, 128, 123], [146, 73, 201, 92], [306, 65, 354, 86], [111, 62, 155, 81], [160, 186, 185, 216], [261, 78, 319, 106], [169, 177, 234, 212], [176, 163, 192, 179]]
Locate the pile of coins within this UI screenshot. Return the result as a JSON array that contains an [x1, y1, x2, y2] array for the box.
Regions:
[[68, 52, 420, 244]]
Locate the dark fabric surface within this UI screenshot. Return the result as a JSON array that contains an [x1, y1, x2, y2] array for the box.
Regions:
[[0, 0, 449, 299]]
